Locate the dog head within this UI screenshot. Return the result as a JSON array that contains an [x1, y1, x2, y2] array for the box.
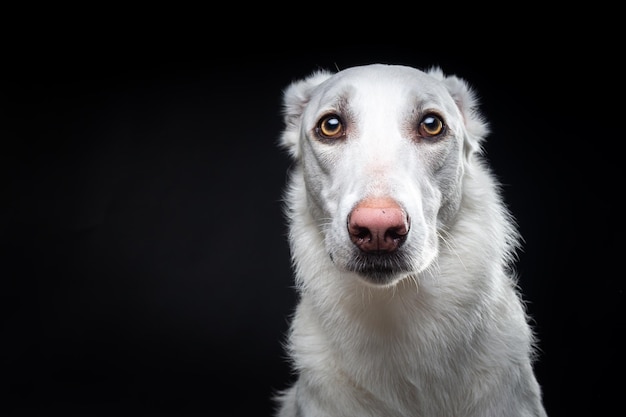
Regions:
[[281, 64, 489, 287]]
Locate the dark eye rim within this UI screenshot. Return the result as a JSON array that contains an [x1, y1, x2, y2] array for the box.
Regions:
[[315, 113, 346, 141], [417, 112, 446, 139]]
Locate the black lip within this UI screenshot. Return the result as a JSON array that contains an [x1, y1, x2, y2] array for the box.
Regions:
[[345, 251, 412, 285]]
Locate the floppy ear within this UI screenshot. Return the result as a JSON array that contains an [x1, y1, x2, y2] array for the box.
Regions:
[[427, 67, 489, 158], [280, 70, 333, 160]]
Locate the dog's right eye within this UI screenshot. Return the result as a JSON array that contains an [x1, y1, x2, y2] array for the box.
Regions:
[[316, 115, 346, 140]]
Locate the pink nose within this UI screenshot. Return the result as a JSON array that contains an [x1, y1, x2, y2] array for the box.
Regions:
[[347, 197, 409, 254]]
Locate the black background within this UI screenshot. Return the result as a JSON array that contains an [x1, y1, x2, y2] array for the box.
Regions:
[[2, 24, 623, 417]]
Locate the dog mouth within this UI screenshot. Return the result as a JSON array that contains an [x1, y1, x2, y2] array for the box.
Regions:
[[344, 251, 413, 285]]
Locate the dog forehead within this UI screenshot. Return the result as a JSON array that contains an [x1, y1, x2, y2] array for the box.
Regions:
[[308, 64, 452, 113]]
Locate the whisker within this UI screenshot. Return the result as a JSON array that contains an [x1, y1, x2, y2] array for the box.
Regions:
[[438, 228, 467, 272]]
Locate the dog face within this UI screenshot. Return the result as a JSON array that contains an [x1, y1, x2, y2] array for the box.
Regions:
[[281, 64, 488, 286]]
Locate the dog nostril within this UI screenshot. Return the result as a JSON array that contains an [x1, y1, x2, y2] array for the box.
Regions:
[[386, 226, 407, 242], [353, 227, 370, 241]]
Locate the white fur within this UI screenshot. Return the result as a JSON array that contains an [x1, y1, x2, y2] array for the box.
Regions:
[[275, 64, 547, 417]]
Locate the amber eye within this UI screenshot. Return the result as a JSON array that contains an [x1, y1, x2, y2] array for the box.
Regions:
[[418, 113, 445, 138], [316, 114, 345, 140]]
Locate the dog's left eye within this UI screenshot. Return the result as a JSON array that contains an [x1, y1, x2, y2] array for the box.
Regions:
[[418, 114, 445, 138], [316, 114, 346, 140]]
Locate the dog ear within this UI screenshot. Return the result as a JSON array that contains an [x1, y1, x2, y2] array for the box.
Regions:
[[280, 70, 333, 160], [427, 67, 490, 158]]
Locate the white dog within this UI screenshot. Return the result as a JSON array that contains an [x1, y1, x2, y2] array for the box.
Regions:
[[274, 64, 547, 417]]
